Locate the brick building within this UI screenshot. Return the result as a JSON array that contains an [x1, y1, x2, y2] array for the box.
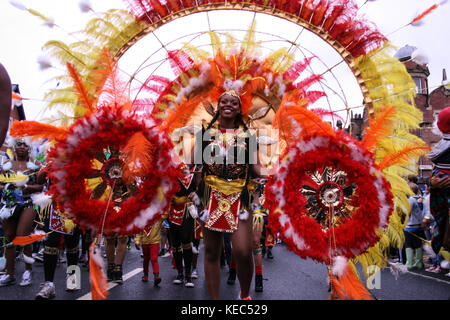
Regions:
[[347, 45, 450, 179]]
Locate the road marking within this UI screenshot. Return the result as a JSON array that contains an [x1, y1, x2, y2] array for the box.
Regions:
[[387, 266, 450, 285], [77, 267, 143, 300]]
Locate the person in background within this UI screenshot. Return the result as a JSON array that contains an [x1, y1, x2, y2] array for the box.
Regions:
[[135, 213, 167, 286], [404, 182, 426, 270], [105, 235, 128, 284]]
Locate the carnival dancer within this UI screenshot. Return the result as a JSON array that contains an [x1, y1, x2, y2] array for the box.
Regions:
[[251, 180, 268, 292], [106, 234, 128, 284], [427, 107, 450, 259], [188, 90, 265, 300], [34, 168, 81, 299], [0, 138, 43, 286], [264, 221, 276, 260], [191, 218, 203, 279], [168, 164, 197, 288], [135, 212, 168, 286]]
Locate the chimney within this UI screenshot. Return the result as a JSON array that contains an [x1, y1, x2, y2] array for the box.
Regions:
[[443, 68, 447, 84]]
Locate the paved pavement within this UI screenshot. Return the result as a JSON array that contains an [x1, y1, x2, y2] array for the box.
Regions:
[[0, 241, 449, 301]]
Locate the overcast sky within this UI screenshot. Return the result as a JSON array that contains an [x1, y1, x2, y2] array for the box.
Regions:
[[0, 0, 448, 122]]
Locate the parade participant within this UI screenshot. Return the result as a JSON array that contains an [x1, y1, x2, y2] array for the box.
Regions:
[[106, 235, 128, 284], [189, 90, 264, 300], [191, 219, 202, 279], [135, 212, 167, 286], [251, 180, 268, 292], [0, 63, 11, 146], [34, 169, 81, 299], [427, 107, 450, 259], [264, 225, 276, 260], [168, 164, 196, 288], [0, 138, 43, 286]]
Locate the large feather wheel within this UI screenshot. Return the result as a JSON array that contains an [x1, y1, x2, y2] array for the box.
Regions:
[[265, 133, 394, 264], [47, 107, 180, 236]]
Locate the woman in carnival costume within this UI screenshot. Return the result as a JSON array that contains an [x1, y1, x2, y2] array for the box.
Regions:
[[0, 137, 43, 287], [168, 163, 197, 288], [34, 165, 81, 299], [188, 89, 265, 300]]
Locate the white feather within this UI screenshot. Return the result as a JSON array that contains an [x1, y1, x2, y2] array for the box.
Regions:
[[332, 256, 348, 277], [43, 17, 56, 28], [78, 0, 92, 12], [90, 245, 105, 271], [2, 161, 13, 171], [9, 1, 27, 11], [31, 192, 52, 208], [0, 206, 14, 220], [411, 48, 429, 65], [21, 253, 35, 264], [37, 55, 53, 71], [12, 175, 29, 187], [388, 262, 408, 280]]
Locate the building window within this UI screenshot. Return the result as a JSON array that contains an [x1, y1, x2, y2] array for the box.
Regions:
[[413, 77, 427, 94]]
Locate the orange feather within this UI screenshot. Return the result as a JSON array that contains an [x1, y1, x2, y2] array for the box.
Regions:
[[361, 105, 397, 152], [378, 144, 431, 170], [9, 120, 68, 142], [161, 94, 206, 134], [12, 233, 46, 245], [411, 4, 439, 24], [273, 92, 336, 145], [89, 243, 109, 300], [122, 132, 154, 184], [66, 62, 94, 113], [329, 266, 373, 300]]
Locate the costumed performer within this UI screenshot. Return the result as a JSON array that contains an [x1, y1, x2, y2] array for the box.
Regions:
[[0, 137, 43, 286], [188, 90, 265, 300]]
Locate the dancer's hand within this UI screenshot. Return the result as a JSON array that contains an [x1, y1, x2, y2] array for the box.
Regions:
[[431, 173, 450, 189]]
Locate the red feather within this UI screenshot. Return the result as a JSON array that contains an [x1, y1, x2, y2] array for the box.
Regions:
[[295, 74, 323, 91], [284, 57, 315, 82], [305, 90, 326, 104], [310, 108, 344, 122], [166, 0, 181, 12], [149, 0, 169, 18]]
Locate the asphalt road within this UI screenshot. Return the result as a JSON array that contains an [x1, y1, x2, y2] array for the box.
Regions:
[[0, 241, 449, 301]]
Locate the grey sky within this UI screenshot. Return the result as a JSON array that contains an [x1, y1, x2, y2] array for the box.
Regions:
[[0, 0, 448, 122]]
